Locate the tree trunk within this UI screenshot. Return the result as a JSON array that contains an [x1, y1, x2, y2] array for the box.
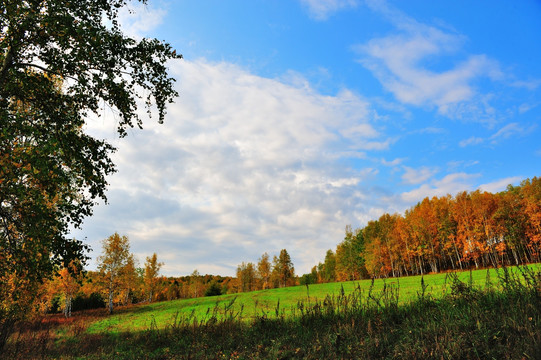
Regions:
[[108, 290, 114, 314]]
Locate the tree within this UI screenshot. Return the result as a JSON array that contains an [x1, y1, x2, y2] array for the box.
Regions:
[[56, 261, 82, 318], [335, 225, 368, 281], [257, 252, 271, 290], [271, 249, 295, 288], [0, 0, 180, 345], [521, 177, 541, 260], [97, 233, 131, 314], [144, 253, 163, 302], [321, 250, 336, 282], [299, 266, 318, 285], [205, 281, 222, 297], [189, 269, 203, 298], [120, 254, 140, 305], [236, 262, 256, 292]]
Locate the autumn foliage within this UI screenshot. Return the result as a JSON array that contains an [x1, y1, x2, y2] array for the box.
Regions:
[[313, 177, 541, 281]]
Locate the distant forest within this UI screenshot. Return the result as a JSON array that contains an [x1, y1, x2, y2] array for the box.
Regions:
[[41, 176, 541, 314], [304, 176, 541, 284]]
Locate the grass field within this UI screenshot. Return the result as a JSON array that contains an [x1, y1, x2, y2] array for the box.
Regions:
[[86, 264, 536, 334], [5, 264, 541, 359]]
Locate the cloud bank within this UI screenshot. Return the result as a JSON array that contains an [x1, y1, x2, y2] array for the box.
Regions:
[[80, 59, 392, 275]]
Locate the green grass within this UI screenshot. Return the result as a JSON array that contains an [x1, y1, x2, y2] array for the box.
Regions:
[[86, 264, 539, 334], [6, 264, 541, 359]]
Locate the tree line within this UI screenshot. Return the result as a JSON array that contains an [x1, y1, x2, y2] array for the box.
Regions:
[[303, 176, 541, 283], [39, 233, 163, 317], [39, 242, 298, 318], [235, 249, 296, 292]]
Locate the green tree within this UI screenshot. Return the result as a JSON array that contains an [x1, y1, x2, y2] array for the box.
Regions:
[[97, 233, 131, 314], [336, 225, 368, 281], [0, 0, 180, 345], [299, 266, 318, 285], [205, 281, 222, 297], [272, 249, 295, 288], [144, 253, 163, 302], [236, 262, 256, 292], [321, 249, 336, 282]]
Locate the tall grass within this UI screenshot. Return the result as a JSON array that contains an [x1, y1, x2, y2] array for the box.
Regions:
[[4, 265, 541, 359]]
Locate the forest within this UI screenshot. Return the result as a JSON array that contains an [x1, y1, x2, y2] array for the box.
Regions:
[[307, 176, 541, 284]]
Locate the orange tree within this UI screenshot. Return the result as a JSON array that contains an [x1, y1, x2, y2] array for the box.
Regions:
[[143, 253, 163, 302], [0, 0, 180, 347]]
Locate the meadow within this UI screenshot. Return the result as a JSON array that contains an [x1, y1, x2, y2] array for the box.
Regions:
[[5, 264, 541, 359], [86, 266, 506, 334]]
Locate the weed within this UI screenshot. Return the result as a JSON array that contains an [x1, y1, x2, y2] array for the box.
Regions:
[[5, 265, 541, 359]]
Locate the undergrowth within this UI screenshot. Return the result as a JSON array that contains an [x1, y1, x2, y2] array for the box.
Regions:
[[4, 266, 541, 359]]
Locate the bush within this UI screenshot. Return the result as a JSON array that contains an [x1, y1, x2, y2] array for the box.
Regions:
[[205, 282, 222, 297], [72, 292, 105, 311]]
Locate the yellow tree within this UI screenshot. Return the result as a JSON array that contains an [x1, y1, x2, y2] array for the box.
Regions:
[[495, 186, 528, 265], [97, 233, 131, 314], [120, 254, 140, 305], [257, 253, 272, 290], [237, 262, 256, 292], [452, 191, 479, 268], [56, 261, 82, 318], [470, 191, 501, 267], [144, 253, 163, 302]]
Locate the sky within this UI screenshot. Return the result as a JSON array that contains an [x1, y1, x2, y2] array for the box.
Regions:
[[74, 0, 541, 277]]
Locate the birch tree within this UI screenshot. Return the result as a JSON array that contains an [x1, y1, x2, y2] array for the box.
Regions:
[[97, 233, 131, 314]]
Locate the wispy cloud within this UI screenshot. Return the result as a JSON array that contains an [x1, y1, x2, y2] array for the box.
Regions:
[[357, 1, 502, 121], [381, 157, 406, 166], [459, 136, 484, 147], [459, 122, 536, 147], [511, 79, 541, 91], [300, 0, 358, 20], [401, 166, 438, 185], [489, 122, 536, 143]]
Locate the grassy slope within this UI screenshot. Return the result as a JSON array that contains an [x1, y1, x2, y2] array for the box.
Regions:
[[86, 265, 536, 334], [6, 264, 541, 359]]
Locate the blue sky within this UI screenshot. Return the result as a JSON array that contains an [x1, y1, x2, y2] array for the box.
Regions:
[[75, 0, 541, 276]]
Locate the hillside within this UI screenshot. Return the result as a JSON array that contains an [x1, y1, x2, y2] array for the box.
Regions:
[[5, 265, 541, 359]]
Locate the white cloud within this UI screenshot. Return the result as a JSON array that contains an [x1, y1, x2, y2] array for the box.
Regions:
[[77, 59, 393, 276], [117, 2, 167, 38], [457, 122, 535, 148], [300, 0, 358, 20], [489, 122, 535, 143], [381, 157, 405, 166], [400, 172, 479, 203], [519, 103, 538, 114], [479, 177, 521, 193], [511, 79, 541, 91], [357, 1, 502, 121], [401, 166, 438, 185], [459, 136, 484, 147]]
